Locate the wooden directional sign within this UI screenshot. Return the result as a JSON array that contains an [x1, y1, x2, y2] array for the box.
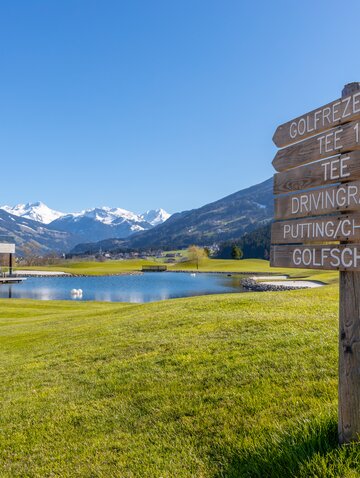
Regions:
[[271, 213, 360, 244], [274, 180, 360, 220], [271, 244, 360, 271], [273, 91, 360, 148], [271, 84, 360, 445], [274, 151, 360, 195], [272, 120, 360, 172]]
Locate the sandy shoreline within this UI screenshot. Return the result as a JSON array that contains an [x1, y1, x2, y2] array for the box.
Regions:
[[260, 280, 323, 289], [14, 270, 71, 277], [249, 275, 324, 289]]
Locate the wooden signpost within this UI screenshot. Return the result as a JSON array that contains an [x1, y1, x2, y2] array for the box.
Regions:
[[271, 83, 360, 444]]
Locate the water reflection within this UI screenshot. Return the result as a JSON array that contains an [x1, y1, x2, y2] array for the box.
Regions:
[[0, 272, 247, 303]]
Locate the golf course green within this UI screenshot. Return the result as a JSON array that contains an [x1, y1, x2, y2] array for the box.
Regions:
[[1, 259, 358, 477]]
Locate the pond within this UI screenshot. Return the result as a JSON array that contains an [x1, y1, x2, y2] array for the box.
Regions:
[[0, 272, 248, 303]]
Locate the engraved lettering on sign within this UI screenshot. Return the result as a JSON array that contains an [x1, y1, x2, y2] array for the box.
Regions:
[[282, 218, 360, 240], [321, 156, 350, 181], [271, 244, 360, 270], [317, 128, 343, 154], [291, 185, 360, 215], [288, 93, 360, 141], [292, 247, 360, 269]]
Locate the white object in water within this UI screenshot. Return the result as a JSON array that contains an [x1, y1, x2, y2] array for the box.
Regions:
[[71, 288, 83, 298], [191, 273, 196, 277]]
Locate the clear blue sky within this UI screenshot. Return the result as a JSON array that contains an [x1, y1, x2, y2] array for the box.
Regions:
[[1, 0, 359, 214]]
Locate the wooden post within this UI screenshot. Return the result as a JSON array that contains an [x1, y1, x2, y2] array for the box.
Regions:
[[9, 253, 13, 276], [338, 82, 360, 444]]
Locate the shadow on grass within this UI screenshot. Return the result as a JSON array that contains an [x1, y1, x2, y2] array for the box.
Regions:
[[215, 416, 339, 478]]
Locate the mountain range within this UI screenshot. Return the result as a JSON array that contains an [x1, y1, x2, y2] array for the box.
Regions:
[[0, 203, 171, 248], [71, 178, 274, 254], [1, 202, 170, 227], [0, 178, 273, 255], [0, 209, 74, 254]]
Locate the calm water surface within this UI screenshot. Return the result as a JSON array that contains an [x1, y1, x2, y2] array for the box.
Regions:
[[1, 272, 247, 303]]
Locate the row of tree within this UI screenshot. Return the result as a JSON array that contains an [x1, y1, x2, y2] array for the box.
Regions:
[[215, 224, 271, 260]]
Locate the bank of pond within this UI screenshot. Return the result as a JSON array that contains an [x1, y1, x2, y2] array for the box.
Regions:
[[0, 271, 322, 302]]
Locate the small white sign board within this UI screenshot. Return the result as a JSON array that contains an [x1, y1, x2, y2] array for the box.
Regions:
[[0, 243, 15, 254]]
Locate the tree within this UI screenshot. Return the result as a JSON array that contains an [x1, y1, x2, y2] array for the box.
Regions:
[[215, 224, 271, 260], [187, 245, 207, 270], [231, 244, 243, 260], [19, 241, 42, 266]]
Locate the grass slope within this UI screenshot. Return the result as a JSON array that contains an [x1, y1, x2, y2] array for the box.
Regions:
[[1, 283, 360, 477]]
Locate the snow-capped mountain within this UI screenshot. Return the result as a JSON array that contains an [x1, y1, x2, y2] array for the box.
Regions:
[[0, 203, 171, 228], [68, 207, 146, 226], [49, 207, 152, 243], [0, 202, 172, 249], [48, 206, 171, 243], [1, 201, 65, 224], [140, 208, 171, 226]]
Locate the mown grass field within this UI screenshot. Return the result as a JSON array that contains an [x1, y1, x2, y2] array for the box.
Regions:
[[17, 259, 159, 275], [2, 260, 359, 477]]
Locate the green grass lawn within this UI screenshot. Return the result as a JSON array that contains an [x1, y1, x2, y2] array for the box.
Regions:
[[16, 259, 159, 275], [1, 279, 360, 477]]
